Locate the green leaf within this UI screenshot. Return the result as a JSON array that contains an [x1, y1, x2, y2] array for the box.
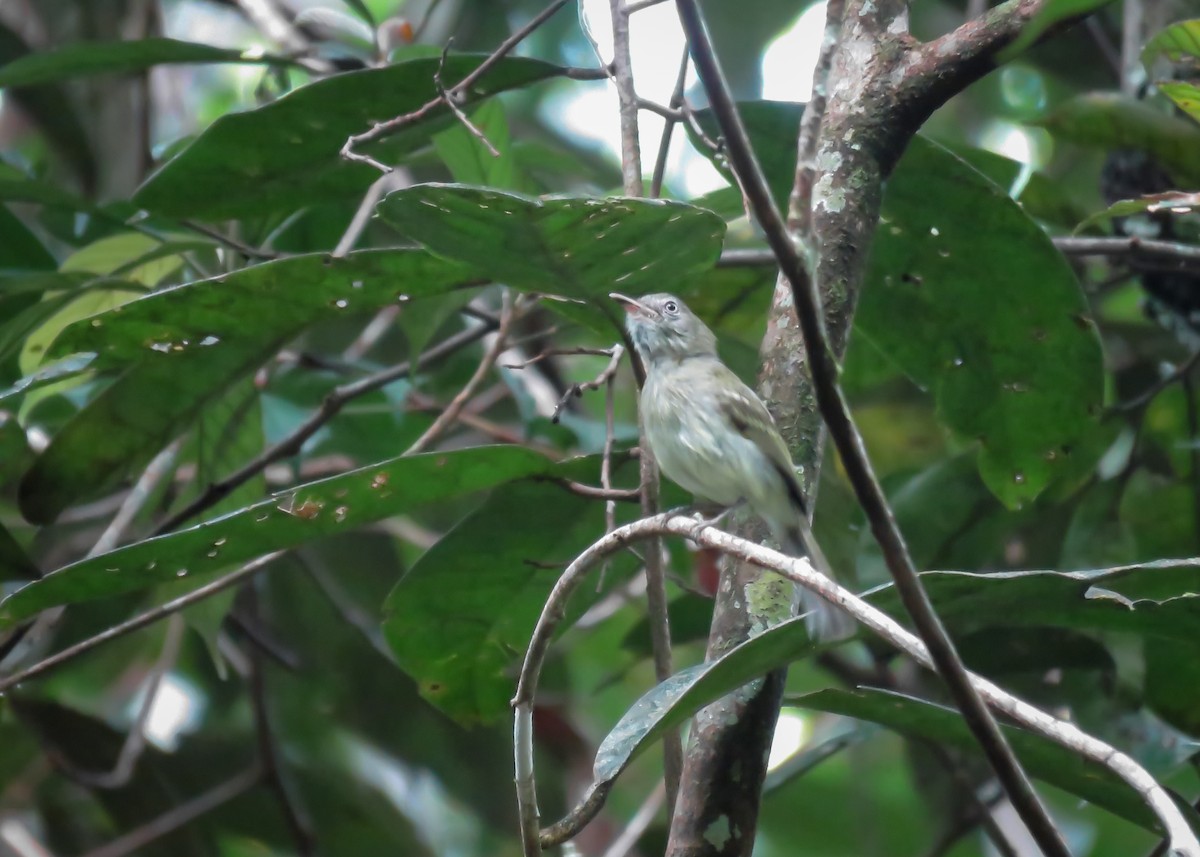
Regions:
[[1160, 81, 1200, 128], [860, 136, 1103, 508], [384, 471, 638, 724], [50, 249, 471, 368], [0, 516, 38, 584], [1038, 93, 1200, 186], [134, 56, 564, 220], [689, 101, 800, 212], [433, 100, 518, 189], [376, 186, 726, 302], [0, 204, 54, 271], [591, 624, 1192, 834], [0, 38, 292, 89], [160, 380, 266, 669], [19, 250, 472, 522], [1, 446, 555, 626], [1145, 637, 1200, 736], [1142, 19, 1200, 66]]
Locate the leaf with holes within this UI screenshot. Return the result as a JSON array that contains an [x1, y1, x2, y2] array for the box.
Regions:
[[860, 136, 1103, 508], [1, 446, 556, 625], [375, 185, 726, 304], [19, 250, 472, 522], [134, 56, 564, 220]]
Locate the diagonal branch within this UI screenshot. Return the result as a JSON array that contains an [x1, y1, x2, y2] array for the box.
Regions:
[[676, 0, 1069, 854], [512, 515, 1200, 857]]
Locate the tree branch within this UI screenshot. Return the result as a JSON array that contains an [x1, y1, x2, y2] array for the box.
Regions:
[[0, 552, 287, 693], [676, 0, 1069, 854], [513, 515, 1200, 857], [154, 316, 496, 535]]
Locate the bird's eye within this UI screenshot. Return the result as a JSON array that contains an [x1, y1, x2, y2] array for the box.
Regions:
[[663, 300, 678, 314]]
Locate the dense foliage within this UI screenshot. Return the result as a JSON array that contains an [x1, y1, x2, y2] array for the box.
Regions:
[[0, 0, 1199, 855]]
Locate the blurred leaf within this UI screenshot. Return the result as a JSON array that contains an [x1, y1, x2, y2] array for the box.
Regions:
[[1075, 190, 1200, 232], [1, 446, 555, 625], [1142, 19, 1200, 66], [1000, 0, 1116, 59], [18, 250, 472, 522], [383, 470, 639, 724], [134, 55, 564, 219], [689, 100, 802, 211], [0, 38, 293, 89], [0, 516, 38, 584], [20, 285, 144, 375], [0, 22, 96, 191], [860, 136, 1103, 508], [1160, 81, 1200, 128], [376, 185, 726, 305], [1145, 637, 1200, 736], [1038, 93, 1200, 186], [433, 100, 519, 189], [0, 162, 93, 209], [0, 204, 54, 270]]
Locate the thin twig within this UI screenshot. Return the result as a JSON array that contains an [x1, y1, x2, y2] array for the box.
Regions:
[[79, 765, 263, 857], [547, 479, 641, 502], [0, 552, 287, 694], [609, 0, 643, 197], [650, 49, 690, 199], [154, 318, 497, 535], [720, 238, 1200, 270], [406, 293, 516, 454], [675, 2, 1069, 854], [247, 590, 315, 855], [550, 346, 624, 424], [435, 40, 501, 157], [331, 172, 407, 259], [505, 347, 619, 369], [91, 439, 184, 556], [69, 615, 186, 789], [512, 515, 1200, 856], [341, 0, 570, 169], [625, 0, 669, 12], [1114, 350, 1200, 413], [182, 221, 279, 260], [601, 782, 666, 857]]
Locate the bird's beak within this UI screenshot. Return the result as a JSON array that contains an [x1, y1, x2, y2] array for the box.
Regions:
[[610, 292, 654, 316]]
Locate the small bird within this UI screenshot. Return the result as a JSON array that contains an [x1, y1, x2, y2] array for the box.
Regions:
[[612, 291, 851, 641]]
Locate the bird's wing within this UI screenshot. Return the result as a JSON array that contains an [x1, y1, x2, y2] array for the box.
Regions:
[[709, 364, 808, 514]]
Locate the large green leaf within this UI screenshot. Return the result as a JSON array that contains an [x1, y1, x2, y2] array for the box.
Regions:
[[133, 56, 563, 220], [0, 204, 54, 270], [18, 250, 472, 522], [49, 249, 471, 368], [589, 624, 1195, 835], [1, 446, 555, 626], [859, 136, 1103, 507], [0, 38, 291, 89], [1038, 93, 1200, 186], [383, 469, 639, 724], [375, 186, 726, 301], [1160, 81, 1200, 128]]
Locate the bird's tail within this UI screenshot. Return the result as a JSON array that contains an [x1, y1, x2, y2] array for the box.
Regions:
[[779, 521, 855, 643]]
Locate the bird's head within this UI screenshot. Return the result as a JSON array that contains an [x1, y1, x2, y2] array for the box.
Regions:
[[610, 292, 718, 367]]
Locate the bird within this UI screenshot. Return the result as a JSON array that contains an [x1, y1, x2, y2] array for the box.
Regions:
[[611, 291, 852, 641]]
